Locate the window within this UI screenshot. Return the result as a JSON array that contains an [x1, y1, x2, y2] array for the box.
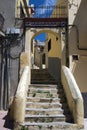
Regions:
[[48, 39, 51, 52], [72, 54, 79, 61]]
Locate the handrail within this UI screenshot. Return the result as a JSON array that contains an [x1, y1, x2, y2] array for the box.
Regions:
[[10, 66, 29, 125], [61, 66, 84, 127]]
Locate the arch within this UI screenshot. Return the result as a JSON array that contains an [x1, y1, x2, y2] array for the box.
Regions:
[[31, 28, 60, 44], [30, 28, 62, 81]]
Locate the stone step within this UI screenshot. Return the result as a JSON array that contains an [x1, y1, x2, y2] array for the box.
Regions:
[[23, 83, 80, 130], [29, 86, 65, 95], [23, 122, 79, 130], [31, 69, 48, 72], [31, 75, 53, 79], [25, 114, 65, 122], [31, 69, 57, 84], [28, 91, 58, 98], [28, 90, 57, 95], [29, 84, 57, 88], [31, 75, 54, 79], [25, 108, 63, 115], [31, 70, 50, 73], [31, 75, 55, 80], [26, 97, 60, 102], [31, 73, 55, 80], [31, 69, 50, 73], [28, 87, 57, 93], [31, 81, 57, 85], [31, 79, 57, 81], [26, 102, 62, 109], [31, 70, 50, 75]]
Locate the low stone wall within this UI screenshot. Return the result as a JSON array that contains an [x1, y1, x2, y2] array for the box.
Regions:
[[20, 52, 29, 77], [61, 66, 84, 127], [10, 66, 29, 125]]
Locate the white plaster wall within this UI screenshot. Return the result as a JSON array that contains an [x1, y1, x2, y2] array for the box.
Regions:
[[68, 0, 87, 92], [69, 0, 87, 49]]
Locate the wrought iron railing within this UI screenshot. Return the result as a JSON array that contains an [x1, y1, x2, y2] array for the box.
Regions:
[[16, 5, 67, 18]]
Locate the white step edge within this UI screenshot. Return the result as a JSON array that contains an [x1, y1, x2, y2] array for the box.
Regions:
[[25, 108, 63, 112], [26, 97, 60, 100], [25, 114, 65, 118], [23, 122, 77, 127], [26, 102, 62, 106]]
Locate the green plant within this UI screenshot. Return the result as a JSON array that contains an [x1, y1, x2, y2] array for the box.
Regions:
[[43, 91, 50, 94], [38, 125, 42, 129], [49, 94, 53, 98], [32, 93, 36, 97], [37, 90, 50, 94], [37, 90, 43, 93], [49, 99, 52, 103], [21, 126, 28, 130], [46, 93, 53, 98]]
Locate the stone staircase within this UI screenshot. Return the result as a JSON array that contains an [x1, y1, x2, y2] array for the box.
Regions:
[[31, 69, 57, 84], [23, 69, 83, 130]]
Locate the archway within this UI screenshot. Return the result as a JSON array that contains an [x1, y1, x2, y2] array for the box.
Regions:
[[30, 29, 62, 82]]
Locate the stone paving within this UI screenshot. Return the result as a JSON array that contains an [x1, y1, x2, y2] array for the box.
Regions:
[[0, 111, 13, 130], [84, 118, 87, 130]]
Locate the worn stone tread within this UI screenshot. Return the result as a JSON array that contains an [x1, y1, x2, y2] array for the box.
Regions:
[[25, 114, 65, 118], [26, 102, 62, 107], [26, 97, 60, 100], [25, 108, 63, 115], [26, 97, 61, 103], [28, 87, 57, 91], [23, 122, 83, 130], [23, 121, 76, 126], [28, 92, 58, 98], [31, 81, 57, 84], [29, 84, 57, 88], [25, 108, 63, 111]]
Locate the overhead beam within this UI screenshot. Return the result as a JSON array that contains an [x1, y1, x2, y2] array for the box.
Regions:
[[24, 18, 68, 28]]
